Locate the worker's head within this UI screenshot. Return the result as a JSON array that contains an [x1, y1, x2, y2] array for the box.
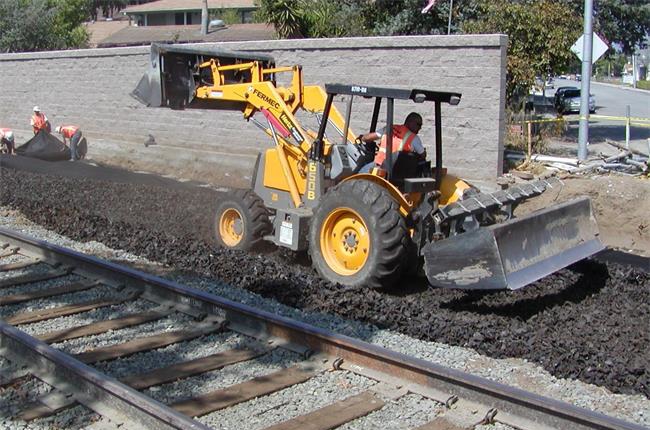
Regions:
[[405, 112, 423, 134], [55, 126, 61, 134], [4, 131, 13, 142], [33, 106, 40, 113]]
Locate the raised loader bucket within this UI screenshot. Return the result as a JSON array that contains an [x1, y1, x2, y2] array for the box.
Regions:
[[131, 43, 164, 107], [131, 43, 275, 109], [422, 197, 605, 290]]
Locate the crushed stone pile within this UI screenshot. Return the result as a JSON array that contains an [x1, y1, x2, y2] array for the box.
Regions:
[[0, 160, 648, 399]]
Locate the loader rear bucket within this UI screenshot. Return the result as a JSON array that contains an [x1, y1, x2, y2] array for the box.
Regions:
[[422, 197, 604, 290]]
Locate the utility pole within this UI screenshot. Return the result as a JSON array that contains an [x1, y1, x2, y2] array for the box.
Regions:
[[201, 0, 209, 35], [447, 0, 454, 35], [632, 51, 637, 89], [577, 0, 593, 161]]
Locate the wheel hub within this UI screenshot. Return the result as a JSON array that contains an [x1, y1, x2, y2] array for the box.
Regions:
[[343, 231, 359, 252], [320, 207, 370, 276], [219, 208, 244, 247]]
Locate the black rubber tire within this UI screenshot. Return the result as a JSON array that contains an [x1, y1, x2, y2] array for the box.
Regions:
[[309, 179, 409, 289], [214, 189, 271, 251]]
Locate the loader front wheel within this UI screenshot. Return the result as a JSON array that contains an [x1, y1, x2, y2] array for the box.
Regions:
[[214, 190, 271, 251], [309, 180, 409, 289]]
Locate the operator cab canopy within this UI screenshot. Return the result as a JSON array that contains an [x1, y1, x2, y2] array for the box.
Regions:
[[324, 84, 461, 105], [320, 84, 462, 188]]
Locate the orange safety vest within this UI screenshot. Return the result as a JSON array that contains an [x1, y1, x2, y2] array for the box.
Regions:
[[374, 124, 417, 167], [59, 125, 79, 139], [32, 113, 47, 133]]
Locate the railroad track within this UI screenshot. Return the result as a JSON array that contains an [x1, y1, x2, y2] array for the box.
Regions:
[[0, 226, 645, 430]]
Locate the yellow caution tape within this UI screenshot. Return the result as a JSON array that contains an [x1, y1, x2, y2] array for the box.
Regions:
[[520, 118, 567, 124], [519, 115, 650, 125]]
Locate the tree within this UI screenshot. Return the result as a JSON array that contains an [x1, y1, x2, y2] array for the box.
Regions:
[[88, 0, 127, 21], [256, 0, 370, 38], [370, 0, 452, 36], [0, 0, 60, 52], [559, 0, 650, 55], [302, 0, 366, 38], [463, 0, 582, 105], [0, 0, 90, 52], [51, 0, 91, 47], [256, 0, 305, 38]]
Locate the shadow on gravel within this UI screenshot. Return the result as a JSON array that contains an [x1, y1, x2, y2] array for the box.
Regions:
[[439, 260, 609, 320], [379, 275, 431, 296]]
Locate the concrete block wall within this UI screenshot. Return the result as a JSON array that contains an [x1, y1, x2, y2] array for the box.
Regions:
[[0, 35, 507, 187]]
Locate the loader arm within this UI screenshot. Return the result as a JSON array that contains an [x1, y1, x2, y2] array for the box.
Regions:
[[195, 59, 356, 145], [190, 59, 358, 208]]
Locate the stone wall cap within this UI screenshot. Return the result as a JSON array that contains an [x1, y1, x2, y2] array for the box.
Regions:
[[0, 34, 507, 61]]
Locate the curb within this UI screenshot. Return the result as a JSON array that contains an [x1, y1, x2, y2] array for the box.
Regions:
[[591, 81, 649, 94]]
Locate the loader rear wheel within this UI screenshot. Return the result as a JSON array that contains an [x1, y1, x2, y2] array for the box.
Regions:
[[214, 190, 271, 251], [309, 180, 409, 289]]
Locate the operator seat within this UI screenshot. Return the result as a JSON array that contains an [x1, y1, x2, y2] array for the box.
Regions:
[[389, 152, 420, 189]]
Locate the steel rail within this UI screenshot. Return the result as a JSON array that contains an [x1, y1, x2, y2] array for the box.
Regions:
[[0, 227, 646, 430], [0, 321, 211, 430]]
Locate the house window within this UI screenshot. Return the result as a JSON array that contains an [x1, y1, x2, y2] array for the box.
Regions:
[[175, 12, 184, 25], [243, 11, 254, 23]]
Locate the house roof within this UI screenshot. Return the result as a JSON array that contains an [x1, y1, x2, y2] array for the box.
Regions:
[[85, 19, 130, 47], [123, 0, 256, 14], [97, 23, 274, 48]]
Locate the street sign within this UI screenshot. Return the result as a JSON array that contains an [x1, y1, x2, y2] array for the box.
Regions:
[[571, 34, 609, 63]]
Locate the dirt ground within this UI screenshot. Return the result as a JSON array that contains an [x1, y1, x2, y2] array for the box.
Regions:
[[518, 173, 650, 255]]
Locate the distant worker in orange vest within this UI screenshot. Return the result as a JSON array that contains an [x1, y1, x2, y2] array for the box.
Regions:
[[358, 112, 426, 173], [55, 125, 83, 161], [0, 128, 15, 155], [30, 106, 50, 134]]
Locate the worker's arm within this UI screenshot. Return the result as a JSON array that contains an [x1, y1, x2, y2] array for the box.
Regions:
[[358, 131, 380, 143], [411, 136, 427, 160]]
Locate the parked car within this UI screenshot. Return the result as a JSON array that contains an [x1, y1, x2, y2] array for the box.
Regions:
[[556, 89, 595, 114], [554, 86, 578, 108]]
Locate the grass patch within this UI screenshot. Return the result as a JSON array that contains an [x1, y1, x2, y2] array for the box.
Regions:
[[636, 80, 650, 91]]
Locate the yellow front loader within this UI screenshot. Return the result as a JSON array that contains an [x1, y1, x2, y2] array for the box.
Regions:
[[133, 44, 604, 290]]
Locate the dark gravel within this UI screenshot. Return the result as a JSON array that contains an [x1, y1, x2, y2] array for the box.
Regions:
[[1, 157, 648, 399]]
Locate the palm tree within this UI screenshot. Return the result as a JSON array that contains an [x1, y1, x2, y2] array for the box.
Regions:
[[257, 0, 304, 39]]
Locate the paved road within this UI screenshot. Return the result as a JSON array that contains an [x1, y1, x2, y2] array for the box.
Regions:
[[542, 78, 649, 153], [554, 78, 649, 118]]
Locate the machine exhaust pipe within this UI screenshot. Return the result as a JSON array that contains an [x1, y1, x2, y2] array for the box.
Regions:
[[422, 197, 605, 290]]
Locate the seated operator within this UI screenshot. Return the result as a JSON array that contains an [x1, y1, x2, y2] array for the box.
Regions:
[[358, 112, 426, 174]]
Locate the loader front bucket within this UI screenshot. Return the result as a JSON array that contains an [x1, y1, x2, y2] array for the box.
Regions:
[[422, 197, 604, 290], [131, 43, 276, 109], [131, 43, 164, 107]]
